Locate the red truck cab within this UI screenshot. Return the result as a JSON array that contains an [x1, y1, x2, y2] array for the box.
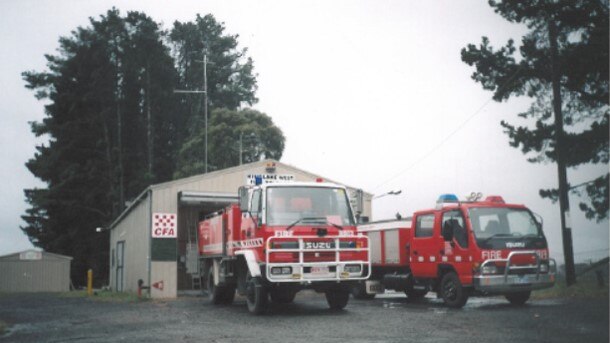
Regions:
[[198, 181, 370, 314], [358, 193, 556, 308]]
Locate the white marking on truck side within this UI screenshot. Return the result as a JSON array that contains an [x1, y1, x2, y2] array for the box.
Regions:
[[234, 250, 261, 277]]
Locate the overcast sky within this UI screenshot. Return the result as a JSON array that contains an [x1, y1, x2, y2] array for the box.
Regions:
[[1, 0, 607, 263]]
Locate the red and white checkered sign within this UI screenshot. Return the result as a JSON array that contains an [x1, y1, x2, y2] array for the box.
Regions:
[[152, 213, 177, 238]]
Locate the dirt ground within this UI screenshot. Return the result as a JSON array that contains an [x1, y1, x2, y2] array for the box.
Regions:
[[0, 291, 608, 343]]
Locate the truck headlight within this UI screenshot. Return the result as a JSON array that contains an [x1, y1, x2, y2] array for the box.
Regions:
[[271, 267, 292, 275], [481, 265, 498, 275], [344, 264, 361, 273], [540, 263, 549, 273]]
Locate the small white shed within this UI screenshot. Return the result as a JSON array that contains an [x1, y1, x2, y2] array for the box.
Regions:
[[0, 250, 72, 292]]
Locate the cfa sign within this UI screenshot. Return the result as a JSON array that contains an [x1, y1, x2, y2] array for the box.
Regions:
[[152, 213, 177, 238]]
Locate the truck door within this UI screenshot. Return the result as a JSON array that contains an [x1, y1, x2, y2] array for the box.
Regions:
[[242, 189, 261, 239], [441, 210, 471, 284], [410, 212, 441, 278]]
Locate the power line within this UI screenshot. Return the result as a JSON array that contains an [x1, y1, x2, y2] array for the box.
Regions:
[[372, 98, 493, 192], [371, 64, 524, 193]]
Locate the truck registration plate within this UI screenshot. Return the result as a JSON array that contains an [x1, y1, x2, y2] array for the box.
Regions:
[[311, 267, 329, 274], [516, 275, 530, 284]]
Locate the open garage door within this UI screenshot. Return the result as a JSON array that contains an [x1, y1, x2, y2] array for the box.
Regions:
[[177, 191, 238, 292]]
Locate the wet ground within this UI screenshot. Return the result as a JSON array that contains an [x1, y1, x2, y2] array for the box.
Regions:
[[0, 291, 607, 342]]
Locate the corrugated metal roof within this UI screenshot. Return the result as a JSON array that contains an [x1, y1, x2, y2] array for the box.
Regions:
[[0, 249, 73, 261], [149, 159, 371, 195]]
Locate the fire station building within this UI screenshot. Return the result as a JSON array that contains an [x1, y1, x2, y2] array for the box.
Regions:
[[108, 159, 372, 298]]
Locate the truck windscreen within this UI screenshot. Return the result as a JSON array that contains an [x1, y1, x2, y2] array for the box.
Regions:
[[266, 187, 355, 226], [469, 207, 545, 249]]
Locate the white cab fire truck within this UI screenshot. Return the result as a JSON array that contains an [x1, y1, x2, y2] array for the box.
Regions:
[[354, 193, 556, 308], [197, 179, 370, 314]]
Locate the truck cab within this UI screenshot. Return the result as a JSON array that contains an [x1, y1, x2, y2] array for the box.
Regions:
[[409, 194, 556, 307], [199, 180, 370, 314]]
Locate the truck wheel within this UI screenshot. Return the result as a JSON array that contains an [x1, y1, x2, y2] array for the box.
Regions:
[[405, 287, 427, 302], [326, 289, 350, 310], [440, 272, 468, 308], [351, 282, 375, 300], [505, 291, 531, 305], [246, 272, 267, 315], [270, 289, 296, 304]]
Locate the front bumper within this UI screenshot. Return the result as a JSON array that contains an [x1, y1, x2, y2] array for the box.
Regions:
[[474, 272, 555, 293]]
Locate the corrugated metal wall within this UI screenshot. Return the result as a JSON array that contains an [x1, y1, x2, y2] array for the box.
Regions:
[[0, 253, 71, 292]]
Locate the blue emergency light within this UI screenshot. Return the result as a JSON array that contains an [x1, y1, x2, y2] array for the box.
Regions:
[[437, 193, 459, 203]]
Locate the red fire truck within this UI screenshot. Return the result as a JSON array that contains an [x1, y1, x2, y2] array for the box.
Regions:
[[197, 180, 370, 314], [354, 193, 556, 308]]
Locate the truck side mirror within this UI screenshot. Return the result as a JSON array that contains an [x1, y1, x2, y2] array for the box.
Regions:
[[533, 212, 544, 228], [354, 189, 364, 215], [238, 186, 249, 212], [442, 221, 454, 241]]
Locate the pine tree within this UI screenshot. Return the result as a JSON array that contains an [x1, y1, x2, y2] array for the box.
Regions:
[[22, 9, 180, 285], [461, 0, 609, 221]]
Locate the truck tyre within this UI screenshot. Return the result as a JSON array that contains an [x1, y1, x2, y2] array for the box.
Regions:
[[326, 289, 350, 310], [505, 291, 531, 305], [270, 289, 296, 304], [246, 272, 267, 315], [351, 282, 375, 300], [440, 272, 468, 308], [405, 287, 427, 302]]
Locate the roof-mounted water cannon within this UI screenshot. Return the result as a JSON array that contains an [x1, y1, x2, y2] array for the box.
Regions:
[[466, 192, 483, 202], [436, 193, 459, 209]]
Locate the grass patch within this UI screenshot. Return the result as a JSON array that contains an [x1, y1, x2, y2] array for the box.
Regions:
[[532, 281, 609, 299], [59, 290, 147, 303]]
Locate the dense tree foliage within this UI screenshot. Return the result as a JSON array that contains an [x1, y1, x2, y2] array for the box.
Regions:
[[170, 14, 258, 110], [461, 0, 609, 221], [174, 108, 285, 177], [21, 9, 284, 285]]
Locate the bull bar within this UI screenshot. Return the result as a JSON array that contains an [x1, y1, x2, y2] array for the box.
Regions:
[[473, 250, 556, 293], [265, 235, 371, 283]]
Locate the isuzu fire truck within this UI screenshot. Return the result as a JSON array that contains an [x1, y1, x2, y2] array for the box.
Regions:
[[354, 193, 556, 308], [197, 179, 370, 314]]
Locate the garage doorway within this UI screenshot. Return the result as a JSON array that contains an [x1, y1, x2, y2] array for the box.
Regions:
[[177, 191, 238, 292]]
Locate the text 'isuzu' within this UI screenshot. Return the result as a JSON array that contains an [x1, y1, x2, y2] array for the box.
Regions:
[[198, 180, 370, 314], [354, 193, 556, 308]]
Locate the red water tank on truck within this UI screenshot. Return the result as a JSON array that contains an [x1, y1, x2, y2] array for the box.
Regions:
[[354, 193, 556, 308], [197, 180, 371, 314]]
